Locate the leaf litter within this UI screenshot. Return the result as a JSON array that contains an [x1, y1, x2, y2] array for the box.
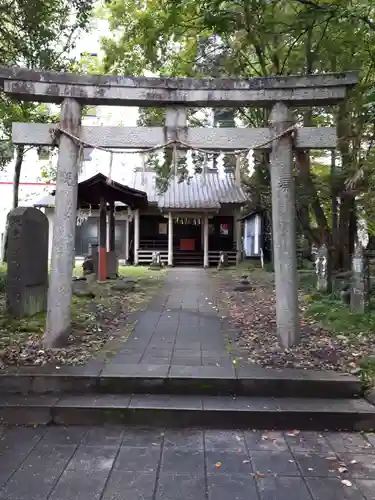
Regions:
[[0, 274, 164, 369], [213, 270, 375, 373]]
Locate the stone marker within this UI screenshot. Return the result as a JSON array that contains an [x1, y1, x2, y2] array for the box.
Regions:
[[111, 279, 136, 291], [82, 255, 94, 276], [233, 283, 254, 292], [149, 251, 163, 270], [217, 251, 229, 270], [6, 207, 48, 318], [315, 244, 328, 292], [107, 251, 118, 278], [72, 279, 95, 298], [351, 242, 370, 313], [260, 248, 264, 269]]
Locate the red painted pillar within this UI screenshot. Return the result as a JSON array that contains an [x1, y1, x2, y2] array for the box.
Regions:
[[98, 198, 107, 281]]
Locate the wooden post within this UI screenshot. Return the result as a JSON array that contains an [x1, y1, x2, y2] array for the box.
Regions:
[[125, 216, 130, 263], [134, 209, 140, 265], [98, 198, 107, 281], [203, 213, 209, 268], [235, 210, 242, 264], [106, 211, 110, 252], [168, 212, 173, 266], [44, 98, 82, 347], [108, 202, 115, 252], [270, 102, 300, 347]]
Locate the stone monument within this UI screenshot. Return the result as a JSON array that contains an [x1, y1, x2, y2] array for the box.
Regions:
[[315, 244, 328, 292], [217, 251, 229, 270], [6, 207, 48, 317], [149, 251, 164, 270], [351, 241, 370, 313]]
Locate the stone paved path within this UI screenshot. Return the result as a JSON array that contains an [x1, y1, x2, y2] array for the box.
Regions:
[[0, 425, 375, 499], [108, 268, 234, 369]]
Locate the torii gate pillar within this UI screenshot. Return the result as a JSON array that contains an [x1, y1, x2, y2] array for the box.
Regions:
[[44, 98, 82, 347], [270, 103, 299, 347]]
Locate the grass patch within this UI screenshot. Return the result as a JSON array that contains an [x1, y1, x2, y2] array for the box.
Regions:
[[304, 294, 375, 336], [299, 270, 375, 387], [299, 270, 375, 337], [359, 358, 375, 390]]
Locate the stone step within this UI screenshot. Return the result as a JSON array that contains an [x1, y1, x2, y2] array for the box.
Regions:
[[0, 394, 374, 431], [0, 365, 362, 398]]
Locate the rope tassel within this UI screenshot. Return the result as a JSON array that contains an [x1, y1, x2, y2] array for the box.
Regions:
[[106, 152, 114, 185], [172, 144, 177, 176], [203, 152, 207, 185], [235, 154, 241, 184], [141, 152, 146, 185]]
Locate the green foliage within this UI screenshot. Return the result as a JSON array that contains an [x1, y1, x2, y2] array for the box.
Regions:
[[0, 0, 94, 200], [100, 0, 375, 258]]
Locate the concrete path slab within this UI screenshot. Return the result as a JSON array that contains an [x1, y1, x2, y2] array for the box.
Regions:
[[0, 426, 373, 499], [106, 268, 233, 370]]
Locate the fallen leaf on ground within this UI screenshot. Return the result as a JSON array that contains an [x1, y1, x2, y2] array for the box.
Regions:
[[341, 480, 352, 487], [338, 467, 348, 473], [286, 430, 300, 437]]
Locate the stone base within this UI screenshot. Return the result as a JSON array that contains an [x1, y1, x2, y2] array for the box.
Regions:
[[107, 251, 118, 278], [7, 283, 48, 318]]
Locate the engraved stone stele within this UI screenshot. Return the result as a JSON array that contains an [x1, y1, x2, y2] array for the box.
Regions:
[[6, 207, 48, 318]]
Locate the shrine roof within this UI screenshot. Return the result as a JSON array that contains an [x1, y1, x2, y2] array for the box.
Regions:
[[34, 170, 246, 211], [130, 169, 247, 210], [34, 173, 148, 209], [77, 173, 148, 208]]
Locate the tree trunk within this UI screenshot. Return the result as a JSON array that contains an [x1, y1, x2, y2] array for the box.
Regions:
[[330, 150, 340, 269], [338, 193, 355, 270], [336, 100, 356, 270], [295, 150, 331, 245], [12, 145, 24, 210], [2, 145, 24, 262]]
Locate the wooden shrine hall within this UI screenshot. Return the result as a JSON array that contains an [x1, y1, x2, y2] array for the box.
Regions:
[[36, 167, 247, 268], [47, 173, 148, 279]]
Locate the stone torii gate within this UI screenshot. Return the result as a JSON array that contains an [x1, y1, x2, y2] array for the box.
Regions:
[[0, 67, 357, 348]]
